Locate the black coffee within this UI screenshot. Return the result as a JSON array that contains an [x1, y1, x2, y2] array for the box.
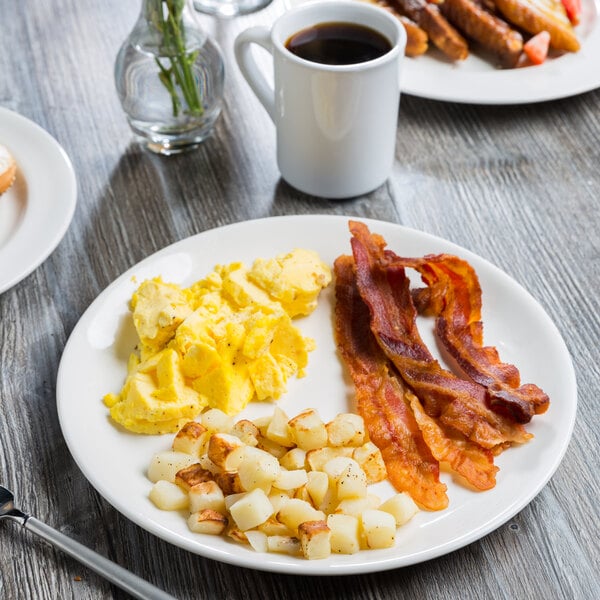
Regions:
[[285, 22, 392, 66]]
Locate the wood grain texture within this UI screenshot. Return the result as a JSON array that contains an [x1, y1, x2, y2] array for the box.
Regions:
[[1, 0, 599, 598]]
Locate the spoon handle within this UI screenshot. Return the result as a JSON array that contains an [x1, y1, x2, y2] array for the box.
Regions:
[[23, 517, 176, 600]]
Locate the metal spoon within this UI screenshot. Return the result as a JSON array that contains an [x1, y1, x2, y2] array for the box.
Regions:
[[0, 485, 176, 600]]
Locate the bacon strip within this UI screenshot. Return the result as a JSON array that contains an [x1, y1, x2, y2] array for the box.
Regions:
[[349, 221, 532, 451], [334, 255, 449, 510], [409, 395, 498, 490], [394, 253, 550, 423]]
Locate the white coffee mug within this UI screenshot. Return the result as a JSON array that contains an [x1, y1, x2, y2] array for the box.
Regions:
[[234, 0, 406, 199]]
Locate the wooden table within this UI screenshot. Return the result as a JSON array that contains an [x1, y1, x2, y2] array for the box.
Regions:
[[1, 1, 598, 598]]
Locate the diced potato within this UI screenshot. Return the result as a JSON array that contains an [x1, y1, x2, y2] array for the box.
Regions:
[[252, 415, 271, 436], [201, 408, 233, 433], [187, 509, 228, 535], [257, 518, 294, 537], [327, 513, 360, 554], [271, 486, 294, 497], [198, 454, 221, 475], [317, 488, 339, 514], [229, 488, 274, 531], [335, 495, 380, 517], [268, 491, 291, 513], [256, 435, 289, 459], [147, 451, 198, 483], [227, 528, 248, 544], [231, 419, 259, 446], [336, 461, 368, 500], [378, 492, 419, 526], [288, 409, 328, 451], [306, 471, 329, 508], [214, 471, 244, 495], [189, 480, 226, 514], [265, 406, 294, 447], [237, 447, 280, 492], [225, 492, 246, 512], [175, 463, 214, 491], [172, 421, 209, 456], [305, 447, 353, 472], [274, 469, 308, 491], [266, 535, 301, 555], [279, 447, 307, 471], [277, 499, 325, 533], [149, 480, 189, 511], [326, 413, 365, 447], [207, 433, 245, 471], [245, 530, 268, 553], [298, 520, 331, 560], [294, 485, 312, 503], [352, 442, 387, 484], [147, 403, 405, 561], [322, 457, 358, 482], [361, 509, 396, 549]]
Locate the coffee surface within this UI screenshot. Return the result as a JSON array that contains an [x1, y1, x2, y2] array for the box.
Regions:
[[285, 22, 392, 65]]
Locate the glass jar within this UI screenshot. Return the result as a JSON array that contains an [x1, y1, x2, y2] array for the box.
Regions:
[[115, 0, 225, 155]]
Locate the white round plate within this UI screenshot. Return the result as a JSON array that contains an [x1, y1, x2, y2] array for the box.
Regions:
[[57, 215, 576, 575], [0, 107, 77, 294], [284, 0, 600, 104]]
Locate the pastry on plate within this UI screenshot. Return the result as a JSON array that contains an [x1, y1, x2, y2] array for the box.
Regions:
[[0, 144, 17, 195]]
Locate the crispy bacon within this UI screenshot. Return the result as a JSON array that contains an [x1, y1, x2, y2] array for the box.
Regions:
[[409, 395, 498, 490], [349, 221, 532, 451], [392, 253, 550, 423], [334, 255, 449, 510]]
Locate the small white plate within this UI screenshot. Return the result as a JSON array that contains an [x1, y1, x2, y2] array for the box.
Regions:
[[0, 108, 77, 294], [402, 0, 600, 104], [57, 215, 577, 575]]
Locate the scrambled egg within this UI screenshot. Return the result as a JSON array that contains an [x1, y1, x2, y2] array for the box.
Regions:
[[104, 249, 331, 434]]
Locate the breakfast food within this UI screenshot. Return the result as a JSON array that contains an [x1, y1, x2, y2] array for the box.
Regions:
[[398, 253, 550, 422], [398, 14, 430, 56], [104, 249, 331, 434], [494, 0, 580, 52], [368, 0, 581, 66], [333, 221, 549, 509], [135, 220, 553, 562], [388, 0, 470, 61], [440, 0, 524, 66], [0, 144, 16, 195], [147, 406, 419, 559], [334, 255, 451, 511], [370, 0, 430, 56]]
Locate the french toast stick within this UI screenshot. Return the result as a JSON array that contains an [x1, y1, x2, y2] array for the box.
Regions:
[[493, 0, 580, 52], [441, 0, 523, 67], [398, 14, 430, 56], [389, 0, 470, 60], [367, 0, 429, 56]]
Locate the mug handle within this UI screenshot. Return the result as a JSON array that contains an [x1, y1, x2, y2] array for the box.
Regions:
[[234, 26, 276, 122]]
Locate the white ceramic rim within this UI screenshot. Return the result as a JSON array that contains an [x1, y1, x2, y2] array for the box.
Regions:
[[0, 107, 77, 294]]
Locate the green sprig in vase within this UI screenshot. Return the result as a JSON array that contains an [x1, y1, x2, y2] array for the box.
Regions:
[[115, 0, 224, 154]]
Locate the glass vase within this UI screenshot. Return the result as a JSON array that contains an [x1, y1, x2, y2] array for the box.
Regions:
[[193, 0, 272, 18], [115, 0, 225, 155]]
